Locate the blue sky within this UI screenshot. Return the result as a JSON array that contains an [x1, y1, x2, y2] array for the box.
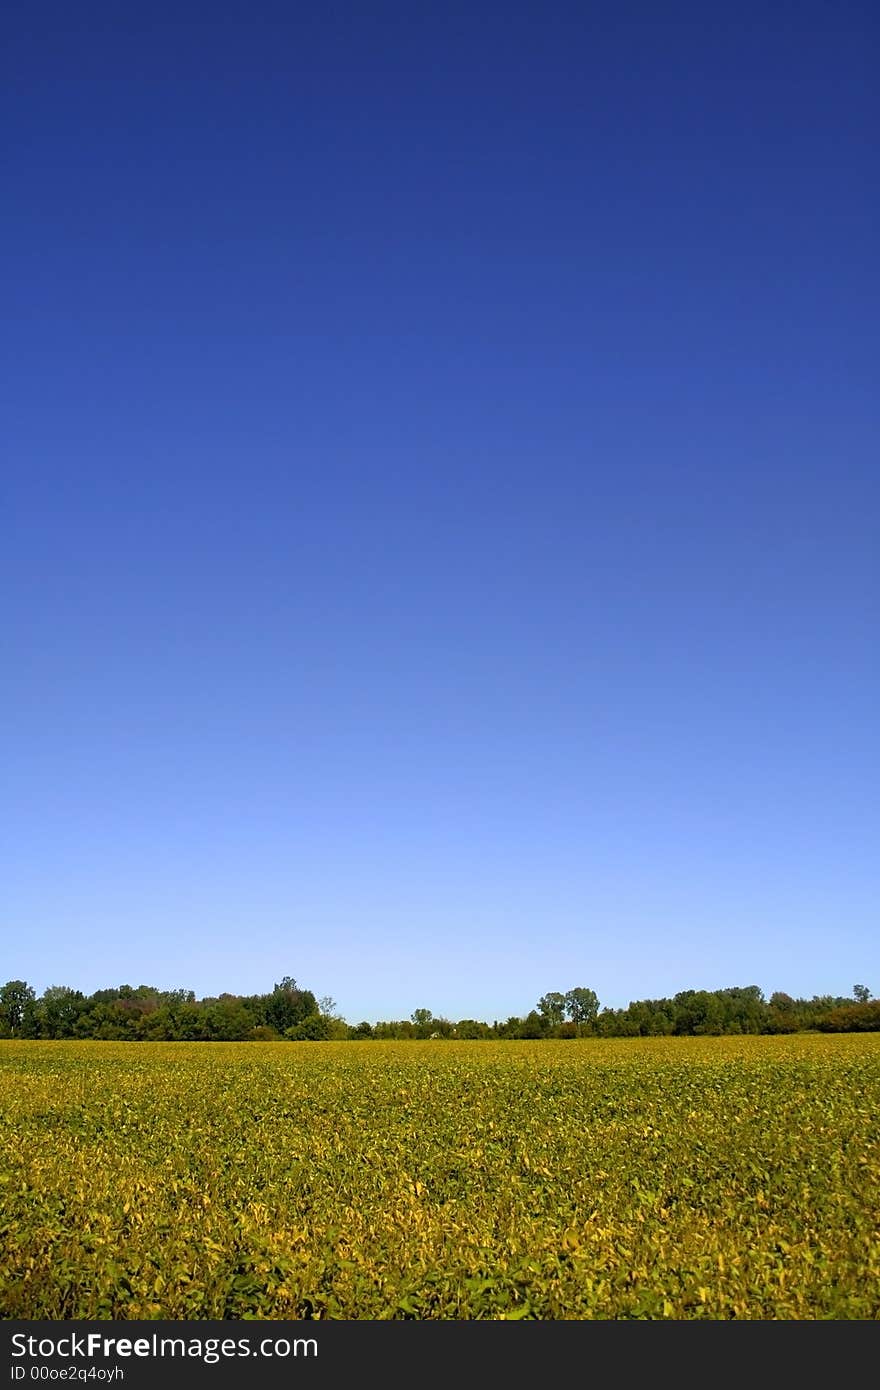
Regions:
[[3, 3, 877, 1021]]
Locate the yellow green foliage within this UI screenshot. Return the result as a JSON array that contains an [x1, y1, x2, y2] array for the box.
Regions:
[[1, 1036, 878, 1318]]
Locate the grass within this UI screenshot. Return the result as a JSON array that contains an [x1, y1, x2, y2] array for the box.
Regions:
[[1, 1034, 878, 1318]]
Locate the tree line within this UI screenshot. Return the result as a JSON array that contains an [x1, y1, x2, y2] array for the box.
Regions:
[[0, 977, 877, 1041], [0, 976, 330, 1042]]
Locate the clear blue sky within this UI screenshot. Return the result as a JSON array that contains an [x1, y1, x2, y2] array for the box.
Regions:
[[3, 3, 877, 1022]]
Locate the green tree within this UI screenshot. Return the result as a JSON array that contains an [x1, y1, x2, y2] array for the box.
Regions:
[[770, 991, 795, 1012], [411, 1008, 433, 1038], [853, 984, 871, 1004], [673, 989, 724, 1035], [0, 980, 37, 1036], [285, 1013, 330, 1041], [718, 985, 767, 1034], [265, 978, 318, 1034], [200, 999, 255, 1041], [38, 985, 85, 1038], [456, 1018, 491, 1039], [565, 987, 599, 1025], [537, 992, 567, 1027], [817, 998, 880, 1033], [518, 1010, 547, 1039], [767, 992, 799, 1033], [496, 1016, 523, 1038]]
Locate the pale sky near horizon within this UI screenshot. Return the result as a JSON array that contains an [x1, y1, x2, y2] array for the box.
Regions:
[[4, 2, 877, 1021]]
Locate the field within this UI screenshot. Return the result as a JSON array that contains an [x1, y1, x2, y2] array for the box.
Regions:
[[1, 1036, 878, 1319]]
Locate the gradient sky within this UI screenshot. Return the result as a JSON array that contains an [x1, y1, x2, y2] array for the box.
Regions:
[[3, 3, 877, 1022]]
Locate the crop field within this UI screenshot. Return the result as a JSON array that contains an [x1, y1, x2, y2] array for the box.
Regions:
[[1, 1035, 878, 1319]]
